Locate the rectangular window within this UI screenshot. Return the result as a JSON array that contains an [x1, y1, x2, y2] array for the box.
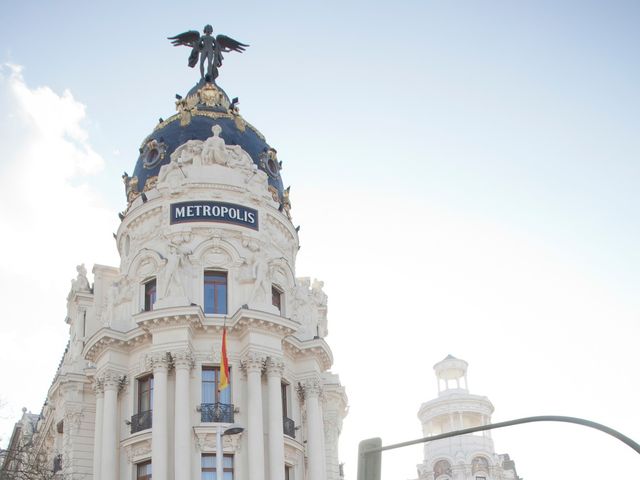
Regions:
[[144, 279, 156, 311], [137, 460, 152, 480], [204, 271, 227, 314], [285, 465, 293, 480], [201, 366, 233, 422], [201, 454, 233, 480], [131, 375, 153, 433], [272, 285, 282, 312]]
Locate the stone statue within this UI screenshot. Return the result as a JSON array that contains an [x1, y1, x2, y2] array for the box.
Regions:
[[71, 264, 90, 293], [201, 125, 228, 166], [168, 25, 249, 81], [163, 243, 192, 298]]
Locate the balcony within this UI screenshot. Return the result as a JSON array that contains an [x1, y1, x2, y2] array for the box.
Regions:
[[283, 416, 295, 438], [130, 409, 153, 433], [200, 403, 234, 423]]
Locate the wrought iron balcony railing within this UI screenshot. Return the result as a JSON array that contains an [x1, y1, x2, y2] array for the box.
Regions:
[[53, 454, 62, 473], [131, 409, 153, 433], [201, 403, 234, 423], [283, 416, 296, 438]]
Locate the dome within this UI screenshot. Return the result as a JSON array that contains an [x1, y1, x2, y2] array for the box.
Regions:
[[123, 80, 285, 206]]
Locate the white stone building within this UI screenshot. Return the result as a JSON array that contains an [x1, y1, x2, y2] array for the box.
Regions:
[[415, 356, 521, 480], [3, 74, 348, 480]]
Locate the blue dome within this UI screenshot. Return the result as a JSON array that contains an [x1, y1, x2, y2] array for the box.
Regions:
[[125, 82, 285, 206]]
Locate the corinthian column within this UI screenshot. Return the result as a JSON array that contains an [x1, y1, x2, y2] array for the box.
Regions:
[[303, 377, 326, 480], [100, 370, 124, 480], [173, 350, 194, 480], [149, 353, 170, 480], [93, 381, 104, 480], [242, 352, 265, 480], [266, 357, 285, 480]]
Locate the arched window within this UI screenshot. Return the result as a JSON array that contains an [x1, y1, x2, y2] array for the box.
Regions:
[[472, 456, 490, 475], [433, 460, 452, 479]]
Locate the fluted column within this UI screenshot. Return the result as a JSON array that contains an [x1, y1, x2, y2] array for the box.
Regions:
[[303, 377, 326, 480], [266, 357, 285, 480], [149, 353, 170, 480], [173, 350, 194, 480], [100, 370, 124, 480], [242, 352, 265, 480], [92, 381, 104, 480]]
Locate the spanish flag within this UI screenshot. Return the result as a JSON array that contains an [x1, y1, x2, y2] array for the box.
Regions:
[[219, 327, 230, 391]]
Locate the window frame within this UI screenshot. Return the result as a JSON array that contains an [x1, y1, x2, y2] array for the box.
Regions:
[[202, 366, 232, 405], [137, 374, 154, 413], [272, 284, 283, 313], [143, 278, 156, 312], [201, 453, 233, 480], [203, 270, 228, 315], [136, 460, 152, 480]]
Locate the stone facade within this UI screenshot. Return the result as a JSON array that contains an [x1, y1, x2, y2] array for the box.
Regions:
[[415, 356, 520, 480], [4, 82, 348, 480]]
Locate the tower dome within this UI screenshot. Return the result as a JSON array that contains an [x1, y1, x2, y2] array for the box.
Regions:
[[124, 80, 286, 209]]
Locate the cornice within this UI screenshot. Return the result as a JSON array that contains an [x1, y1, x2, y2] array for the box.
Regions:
[[83, 326, 151, 363], [283, 336, 333, 372], [134, 304, 206, 331]]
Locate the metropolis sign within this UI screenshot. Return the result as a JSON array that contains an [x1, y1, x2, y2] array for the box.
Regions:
[[170, 201, 259, 230]]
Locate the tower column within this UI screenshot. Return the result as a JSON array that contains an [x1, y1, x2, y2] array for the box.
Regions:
[[150, 353, 170, 480], [243, 352, 265, 480], [173, 350, 194, 480], [266, 357, 285, 480], [303, 377, 326, 480], [93, 381, 104, 480], [100, 370, 123, 480]]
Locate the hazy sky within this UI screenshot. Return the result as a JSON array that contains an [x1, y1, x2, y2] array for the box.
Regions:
[[1, 1, 639, 479]]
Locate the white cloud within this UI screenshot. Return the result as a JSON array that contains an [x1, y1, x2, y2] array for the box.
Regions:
[[0, 65, 118, 445]]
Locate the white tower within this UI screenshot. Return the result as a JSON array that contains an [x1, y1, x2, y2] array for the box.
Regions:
[[416, 355, 521, 480]]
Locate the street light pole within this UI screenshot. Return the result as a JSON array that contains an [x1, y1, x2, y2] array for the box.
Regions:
[[358, 415, 640, 479]]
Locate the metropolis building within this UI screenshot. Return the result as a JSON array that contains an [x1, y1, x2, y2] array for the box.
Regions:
[[1, 36, 348, 480], [415, 356, 520, 480]]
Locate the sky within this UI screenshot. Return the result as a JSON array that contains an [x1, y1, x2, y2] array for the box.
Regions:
[[1, 1, 639, 479]]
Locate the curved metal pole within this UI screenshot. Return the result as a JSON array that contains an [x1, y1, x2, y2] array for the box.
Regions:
[[362, 415, 640, 455]]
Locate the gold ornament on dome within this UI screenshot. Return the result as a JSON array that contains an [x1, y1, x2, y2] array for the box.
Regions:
[[143, 175, 158, 192], [268, 185, 280, 203], [198, 83, 229, 109], [175, 94, 199, 126]]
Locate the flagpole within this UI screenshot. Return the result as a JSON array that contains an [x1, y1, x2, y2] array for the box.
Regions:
[[217, 318, 228, 480]]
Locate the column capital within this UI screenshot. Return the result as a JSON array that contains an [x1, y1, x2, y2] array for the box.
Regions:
[[265, 356, 285, 377], [93, 379, 104, 396], [299, 376, 322, 399], [98, 369, 126, 392], [172, 349, 195, 370], [241, 351, 265, 374], [146, 351, 171, 372]]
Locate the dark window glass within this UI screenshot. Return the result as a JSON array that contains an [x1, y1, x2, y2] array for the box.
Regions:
[[137, 461, 152, 480], [138, 375, 154, 412], [144, 279, 156, 311], [201, 454, 233, 480], [204, 271, 227, 314], [281, 382, 288, 417], [202, 366, 231, 405], [272, 285, 282, 312]]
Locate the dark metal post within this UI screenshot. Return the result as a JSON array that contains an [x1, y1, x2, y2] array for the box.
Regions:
[[357, 437, 382, 480]]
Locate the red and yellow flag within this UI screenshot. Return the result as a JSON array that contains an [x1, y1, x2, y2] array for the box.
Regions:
[[219, 327, 230, 391]]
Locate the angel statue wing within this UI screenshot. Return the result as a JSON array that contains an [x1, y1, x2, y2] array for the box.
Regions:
[[168, 30, 201, 68], [216, 35, 249, 53]]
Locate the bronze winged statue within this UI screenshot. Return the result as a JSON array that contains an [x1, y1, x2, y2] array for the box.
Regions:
[[168, 25, 249, 81]]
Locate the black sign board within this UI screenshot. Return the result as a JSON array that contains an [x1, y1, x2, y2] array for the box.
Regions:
[[170, 201, 259, 230]]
